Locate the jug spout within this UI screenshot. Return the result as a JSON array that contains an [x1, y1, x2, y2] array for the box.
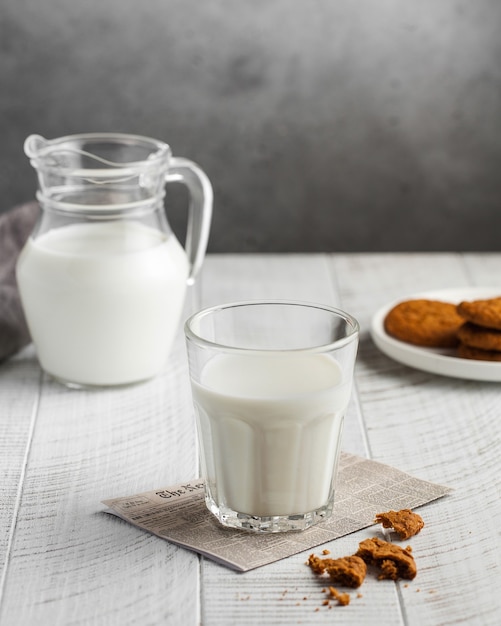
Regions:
[[24, 135, 49, 160]]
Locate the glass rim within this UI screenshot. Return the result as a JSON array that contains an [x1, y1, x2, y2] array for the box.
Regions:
[[184, 299, 360, 354]]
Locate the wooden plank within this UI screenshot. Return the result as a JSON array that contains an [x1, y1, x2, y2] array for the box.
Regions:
[[199, 253, 338, 306], [462, 253, 501, 287], [0, 331, 201, 625], [0, 346, 40, 590], [332, 253, 501, 625], [197, 255, 403, 625], [201, 529, 404, 626]]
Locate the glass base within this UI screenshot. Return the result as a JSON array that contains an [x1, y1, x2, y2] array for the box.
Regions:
[[206, 494, 334, 533]]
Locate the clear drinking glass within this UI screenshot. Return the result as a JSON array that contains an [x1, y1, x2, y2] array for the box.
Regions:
[[185, 301, 359, 533]]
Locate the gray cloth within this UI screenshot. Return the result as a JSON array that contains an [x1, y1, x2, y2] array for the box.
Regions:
[[0, 202, 39, 361]]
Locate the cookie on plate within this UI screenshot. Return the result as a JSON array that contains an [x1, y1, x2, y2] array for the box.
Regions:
[[457, 343, 501, 362], [457, 322, 501, 351], [384, 299, 464, 348], [457, 296, 501, 330]]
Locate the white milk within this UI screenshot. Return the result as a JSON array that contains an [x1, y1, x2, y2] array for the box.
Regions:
[[16, 220, 189, 386], [192, 353, 351, 517]]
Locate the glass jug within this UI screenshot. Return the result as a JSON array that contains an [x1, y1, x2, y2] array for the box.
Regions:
[[16, 132, 212, 387]]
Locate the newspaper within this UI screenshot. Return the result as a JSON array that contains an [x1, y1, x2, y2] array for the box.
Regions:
[[102, 452, 452, 572]]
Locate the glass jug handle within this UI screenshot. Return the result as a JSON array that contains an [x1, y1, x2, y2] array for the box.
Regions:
[[166, 157, 213, 285]]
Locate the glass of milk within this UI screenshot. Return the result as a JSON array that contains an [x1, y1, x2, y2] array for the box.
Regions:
[[16, 133, 212, 388], [185, 301, 359, 533]]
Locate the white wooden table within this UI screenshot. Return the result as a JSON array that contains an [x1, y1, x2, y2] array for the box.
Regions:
[[1, 253, 500, 626]]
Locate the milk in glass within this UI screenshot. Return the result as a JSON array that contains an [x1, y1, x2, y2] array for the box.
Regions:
[[192, 352, 350, 517]]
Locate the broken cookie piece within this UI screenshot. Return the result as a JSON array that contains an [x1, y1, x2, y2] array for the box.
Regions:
[[307, 554, 367, 588], [375, 508, 424, 540], [356, 537, 417, 581]]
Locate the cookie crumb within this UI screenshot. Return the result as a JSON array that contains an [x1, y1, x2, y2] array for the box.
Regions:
[[329, 586, 350, 606], [375, 509, 424, 540]]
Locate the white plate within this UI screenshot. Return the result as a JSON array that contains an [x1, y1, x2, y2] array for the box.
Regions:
[[370, 287, 501, 382]]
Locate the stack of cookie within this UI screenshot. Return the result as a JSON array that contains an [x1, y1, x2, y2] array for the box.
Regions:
[[456, 297, 501, 362], [384, 296, 501, 361]]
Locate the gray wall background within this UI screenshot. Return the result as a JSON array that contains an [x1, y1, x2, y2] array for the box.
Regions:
[[1, 0, 501, 252]]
